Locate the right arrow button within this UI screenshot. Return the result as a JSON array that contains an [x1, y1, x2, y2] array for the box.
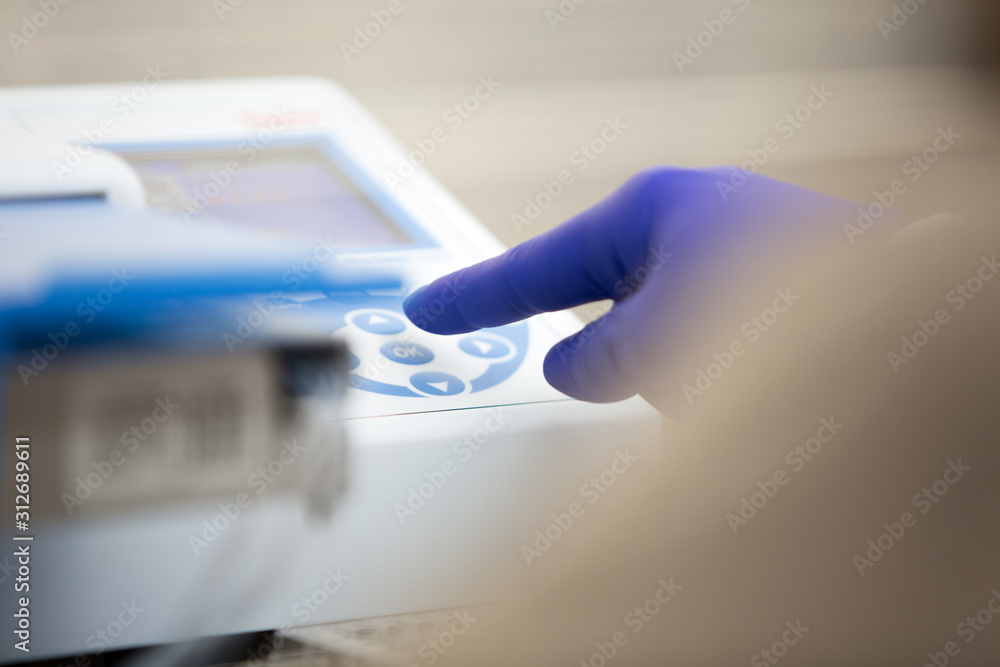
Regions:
[[459, 336, 511, 359]]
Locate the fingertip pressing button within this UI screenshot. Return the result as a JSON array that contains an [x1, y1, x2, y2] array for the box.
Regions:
[[402, 285, 428, 319]]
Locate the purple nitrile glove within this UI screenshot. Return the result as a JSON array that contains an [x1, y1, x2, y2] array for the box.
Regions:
[[403, 167, 907, 411]]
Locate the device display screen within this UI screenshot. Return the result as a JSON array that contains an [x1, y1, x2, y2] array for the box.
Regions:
[[120, 143, 413, 248]]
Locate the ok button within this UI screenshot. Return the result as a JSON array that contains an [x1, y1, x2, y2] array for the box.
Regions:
[[380, 341, 434, 365]]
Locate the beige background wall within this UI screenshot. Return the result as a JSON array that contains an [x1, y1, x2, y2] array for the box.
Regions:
[[2, 0, 998, 250]]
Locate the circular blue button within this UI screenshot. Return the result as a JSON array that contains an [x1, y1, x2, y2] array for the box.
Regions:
[[410, 371, 466, 396], [459, 337, 511, 359], [347, 352, 361, 370], [353, 311, 407, 335], [380, 341, 434, 365]]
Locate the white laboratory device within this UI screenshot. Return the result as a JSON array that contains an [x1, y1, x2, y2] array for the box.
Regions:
[[0, 79, 660, 662]]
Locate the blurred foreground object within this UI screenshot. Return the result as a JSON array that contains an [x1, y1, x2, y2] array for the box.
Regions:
[[429, 209, 1000, 665], [0, 128, 379, 662]]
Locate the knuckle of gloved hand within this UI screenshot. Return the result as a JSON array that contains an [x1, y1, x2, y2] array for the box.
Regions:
[[629, 166, 723, 209]]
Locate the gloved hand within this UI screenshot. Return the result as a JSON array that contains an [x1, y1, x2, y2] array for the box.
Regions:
[[403, 167, 907, 412]]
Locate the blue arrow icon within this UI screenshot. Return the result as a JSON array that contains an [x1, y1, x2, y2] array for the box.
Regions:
[[410, 371, 466, 396], [459, 336, 510, 359], [353, 311, 406, 335]]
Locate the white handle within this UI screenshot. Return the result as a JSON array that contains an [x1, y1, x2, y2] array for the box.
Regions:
[[0, 124, 145, 209]]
